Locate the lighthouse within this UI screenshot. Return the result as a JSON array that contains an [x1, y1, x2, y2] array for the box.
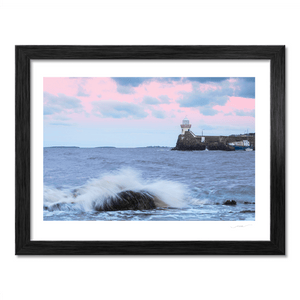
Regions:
[[180, 117, 191, 134]]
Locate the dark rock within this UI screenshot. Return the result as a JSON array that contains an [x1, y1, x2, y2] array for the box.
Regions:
[[207, 143, 235, 151], [240, 210, 255, 213], [172, 132, 205, 151], [94, 190, 157, 211], [172, 132, 236, 151], [223, 200, 237, 205]]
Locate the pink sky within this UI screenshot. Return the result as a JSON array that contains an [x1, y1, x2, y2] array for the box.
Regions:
[[43, 77, 255, 147]]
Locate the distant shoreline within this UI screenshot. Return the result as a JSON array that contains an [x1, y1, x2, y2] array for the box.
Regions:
[[44, 146, 171, 149], [47, 146, 80, 148]]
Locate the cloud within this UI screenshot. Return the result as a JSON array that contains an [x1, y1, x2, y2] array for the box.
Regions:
[[43, 92, 84, 115], [49, 122, 73, 126], [69, 77, 91, 96], [53, 115, 71, 121], [44, 106, 62, 115], [178, 93, 228, 107], [151, 109, 166, 119], [243, 78, 255, 82], [69, 77, 92, 82], [92, 100, 148, 119], [112, 77, 180, 87], [234, 78, 255, 98], [185, 77, 230, 83], [77, 85, 90, 97], [112, 77, 152, 87], [158, 95, 171, 103], [116, 85, 136, 95], [177, 82, 230, 108], [177, 77, 255, 115], [143, 95, 171, 105], [199, 107, 219, 116], [97, 94, 102, 98], [116, 77, 227, 86], [156, 77, 182, 84], [111, 77, 255, 99], [235, 109, 255, 117], [183, 77, 254, 98], [142, 96, 160, 105]]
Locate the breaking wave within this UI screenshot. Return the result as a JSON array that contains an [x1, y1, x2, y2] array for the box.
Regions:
[[44, 168, 189, 212]]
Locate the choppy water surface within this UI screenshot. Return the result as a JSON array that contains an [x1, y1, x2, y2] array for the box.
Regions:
[[44, 148, 255, 221]]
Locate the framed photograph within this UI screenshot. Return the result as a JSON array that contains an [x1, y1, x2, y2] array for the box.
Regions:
[[15, 46, 285, 255]]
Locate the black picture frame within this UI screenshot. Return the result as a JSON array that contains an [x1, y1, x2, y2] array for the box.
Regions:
[[15, 46, 285, 255]]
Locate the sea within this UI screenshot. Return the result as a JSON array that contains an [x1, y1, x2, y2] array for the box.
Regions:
[[43, 147, 255, 221]]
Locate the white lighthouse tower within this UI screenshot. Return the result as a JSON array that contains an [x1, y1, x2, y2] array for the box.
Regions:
[[180, 116, 191, 134]]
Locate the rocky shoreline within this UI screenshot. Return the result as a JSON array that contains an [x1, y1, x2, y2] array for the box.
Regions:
[[172, 142, 235, 151], [171, 131, 254, 151]]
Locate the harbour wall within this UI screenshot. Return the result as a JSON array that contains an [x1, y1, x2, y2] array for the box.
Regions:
[[172, 131, 255, 151]]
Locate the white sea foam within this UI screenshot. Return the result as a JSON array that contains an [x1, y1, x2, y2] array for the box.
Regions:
[[44, 168, 188, 212]]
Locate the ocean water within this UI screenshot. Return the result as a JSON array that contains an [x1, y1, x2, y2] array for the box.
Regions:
[[43, 147, 255, 221]]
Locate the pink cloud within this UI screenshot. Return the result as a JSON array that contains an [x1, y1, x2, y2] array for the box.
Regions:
[[213, 96, 255, 114], [43, 78, 255, 133], [199, 83, 219, 92]]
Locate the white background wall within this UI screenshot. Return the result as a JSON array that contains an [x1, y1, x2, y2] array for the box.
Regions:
[[0, 1, 298, 299]]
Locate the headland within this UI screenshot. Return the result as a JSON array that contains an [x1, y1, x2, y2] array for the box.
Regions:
[[171, 117, 255, 151], [172, 131, 255, 151]]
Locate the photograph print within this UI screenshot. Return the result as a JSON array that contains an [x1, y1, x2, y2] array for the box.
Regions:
[[43, 77, 255, 221]]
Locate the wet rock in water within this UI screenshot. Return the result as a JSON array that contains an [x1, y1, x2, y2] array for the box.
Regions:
[[223, 200, 237, 205], [72, 189, 80, 198], [171, 132, 236, 151], [207, 143, 235, 151], [46, 202, 74, 211], [94, 190, 158, 211], [244, 201, 255, 204], [240, 210, 255, 213]]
